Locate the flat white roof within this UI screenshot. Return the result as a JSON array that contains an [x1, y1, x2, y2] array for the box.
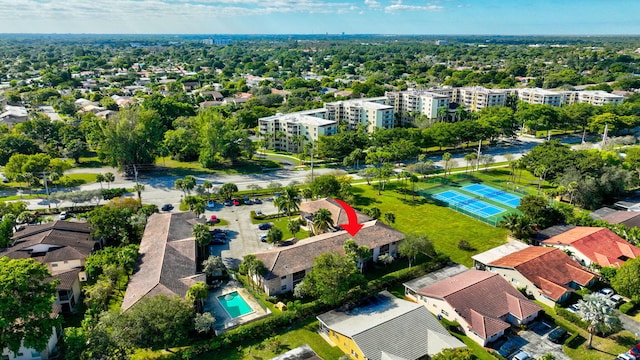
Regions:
[[471, 241, 529, 265]]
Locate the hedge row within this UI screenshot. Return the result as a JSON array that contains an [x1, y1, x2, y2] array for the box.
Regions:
[[620, 301, 636, 314], [555, 306, 590, 330]]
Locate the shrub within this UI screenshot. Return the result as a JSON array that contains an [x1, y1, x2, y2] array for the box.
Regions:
[[555, 306, 589, 330], [620, 301, 635, 314], [457, 240, 475, 251]]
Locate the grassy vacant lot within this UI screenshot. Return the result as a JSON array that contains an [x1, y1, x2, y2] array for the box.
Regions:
[[352, 182, 509, 267]]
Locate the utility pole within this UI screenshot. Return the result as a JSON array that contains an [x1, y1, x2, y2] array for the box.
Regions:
[[42, 171, 50, 210], [475, 140, 482, 172]]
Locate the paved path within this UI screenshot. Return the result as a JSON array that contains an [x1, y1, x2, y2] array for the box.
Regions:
[[620, 313, 640, 338]]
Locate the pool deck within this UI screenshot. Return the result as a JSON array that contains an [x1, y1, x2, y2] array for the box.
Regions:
[[204, 279, 271, 334]]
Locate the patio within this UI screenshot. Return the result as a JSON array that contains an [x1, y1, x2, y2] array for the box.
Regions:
[[203, 279, 271, 334]]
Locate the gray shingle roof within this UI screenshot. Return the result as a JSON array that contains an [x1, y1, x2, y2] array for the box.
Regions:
[[318, 291, 465, 360], [121, 212, 205, 311], [254, 219, 403, 279]]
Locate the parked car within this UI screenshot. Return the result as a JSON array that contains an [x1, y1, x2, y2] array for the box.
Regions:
[[617, 353, 635, 360], [210, 237, 226, 245], [498, 342, 519, 358], [548, 327, 568, 344], [209, 215, 220, 223], [224, 199, 233, 207], [259, 234, 267, 242], [256, 210, 263, 216], [161, 204, 174, 211], [253, 198, 262, 204], [59, 211, 69, 220], [628, 344, 640, 359], [0, 173, 8, 183], [233, 199, 241, 206], [206, 200, 216, 210], [612, 294, 624, 306], [258, 223, 272, 230], [567, 303, 581, 313], [278, 240, 295, 247], [599, 288, 615, 297], [244, 198, 254, 205], [512, 351, 533, 360], [210, 228, 227, 235]]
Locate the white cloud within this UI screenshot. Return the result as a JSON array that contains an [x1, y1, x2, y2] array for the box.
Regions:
[[384, 0, 444, 13], [364, 0, 380, 8]]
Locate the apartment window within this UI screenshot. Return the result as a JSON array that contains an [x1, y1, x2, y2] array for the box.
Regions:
[[281, 275, 287, 280], [281, 285, 287, 291], [51, 263, 58, 267], [293, 270, 306, 285], [441, 310, 449, 317]]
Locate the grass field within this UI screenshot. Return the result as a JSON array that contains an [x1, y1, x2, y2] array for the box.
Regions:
[[352, 182, 509, 267], [253, 215, 312, 240]]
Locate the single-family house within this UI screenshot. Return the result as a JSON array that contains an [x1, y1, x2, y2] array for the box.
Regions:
[[317, 291, 466, 360], [471, 241, 529, 270], [3, 221, 97, 313], [541, 226, 640, 268], [409, 270, 541, 346], [200, 90, 224, 101], [486, 247, 596, 307], [121, 212, 207, 311], [182, 81, 200, 93], [298, 197, 371, 231], [0, 105, 28, 126], [600, 210, 640, 229], [253, 219, 403, 296]]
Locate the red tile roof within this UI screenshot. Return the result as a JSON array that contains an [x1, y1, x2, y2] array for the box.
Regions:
[[417, 270, 541, 340], [542, 227, 640, 267], [489, 247, 596, 301]]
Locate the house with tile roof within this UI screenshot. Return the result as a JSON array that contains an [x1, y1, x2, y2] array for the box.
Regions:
[[471, 241, 529, 270], [411, 270, 541, 346], [541, 226, 640, 268], [3, 221, 97, 313], [486, 247, 596, 307], [317, 291, 466, 360], [253, 219, 403, 296], [121, 212, 206, 311], [298, 197, 372, 231]]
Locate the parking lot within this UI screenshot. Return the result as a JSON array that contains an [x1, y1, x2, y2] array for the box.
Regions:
[[493, 321, 569, 360], [203, 199, 279, 270]]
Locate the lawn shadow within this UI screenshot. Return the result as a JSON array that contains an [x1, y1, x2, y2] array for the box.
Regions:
[[566, 334, 586, 349], [398, 197, 429, 206], [612, 333, 638, 348]]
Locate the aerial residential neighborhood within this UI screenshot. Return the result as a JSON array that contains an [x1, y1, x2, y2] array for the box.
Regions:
[[4, 14, 640, 360]]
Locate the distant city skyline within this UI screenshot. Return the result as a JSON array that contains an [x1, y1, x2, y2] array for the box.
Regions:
[[2, 0, 640, 35]]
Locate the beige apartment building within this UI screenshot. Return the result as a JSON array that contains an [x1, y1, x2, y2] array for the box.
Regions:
[[259, 110, 337, 152]]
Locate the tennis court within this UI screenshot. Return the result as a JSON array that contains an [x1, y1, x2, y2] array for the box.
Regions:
[[462, 183, 522, 208], [432, 190, 505, 218]]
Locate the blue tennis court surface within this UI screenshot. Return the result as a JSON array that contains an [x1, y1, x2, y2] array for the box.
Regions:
[[462, 184, 521, 208], [433, 190, 505, 218]]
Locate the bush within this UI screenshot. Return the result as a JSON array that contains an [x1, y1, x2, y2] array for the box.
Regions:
[[620, 301, 635, 314], [102, 188, 128, 200], [555, 306, 589, 330], [457, 240, 475, 251]]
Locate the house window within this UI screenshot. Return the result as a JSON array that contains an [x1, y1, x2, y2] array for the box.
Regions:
[[441, 310, 449, 317], [51, 263, 58, 267], [379, 244, 390, 255], [281, 275, 287, 280], [292, 270, 305, 285]]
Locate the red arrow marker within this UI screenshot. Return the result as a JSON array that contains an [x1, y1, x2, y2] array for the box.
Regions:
[[333, 198, 364, 237]]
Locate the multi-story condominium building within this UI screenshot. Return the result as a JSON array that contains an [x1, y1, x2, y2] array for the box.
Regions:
[[455, 86, 509, 111], [324, 97, 394, 131], [572, 90, 625, 106], [386, 90, 450, 124], [259, 110, 337, 152], [516, 88, 564, 107]]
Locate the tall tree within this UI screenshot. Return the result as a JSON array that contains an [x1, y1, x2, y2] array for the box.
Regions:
[[576, 293, 620, 348], [193, 223, 211, 263], [219, 182, 238, 201], [0, 257, 61, 354], [398, 234, 436, 268], [186, 282, 209, 313], [312, 208, 334, 235], [300, 253, 367, 306], [611, 257, 640, 301]]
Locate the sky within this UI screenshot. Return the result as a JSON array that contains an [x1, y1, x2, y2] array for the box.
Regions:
[[2, 0, 640, 35]]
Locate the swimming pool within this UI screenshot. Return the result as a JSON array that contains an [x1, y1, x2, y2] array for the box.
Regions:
[[217, 291, 253, 318]]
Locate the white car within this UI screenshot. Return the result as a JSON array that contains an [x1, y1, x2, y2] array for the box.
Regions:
[[599, 288, 615, 297], [59, 211, 69, 220], [512, 350, 533, 360]]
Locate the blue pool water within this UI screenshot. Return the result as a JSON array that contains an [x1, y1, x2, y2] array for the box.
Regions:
[[217, 291, 253, 318]]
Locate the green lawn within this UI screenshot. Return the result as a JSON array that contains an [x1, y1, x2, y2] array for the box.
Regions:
[[196, 318, 345, 360], [253, 215, 312, 240], [352, 182, 509, 267], [154, 157, 281, 176]]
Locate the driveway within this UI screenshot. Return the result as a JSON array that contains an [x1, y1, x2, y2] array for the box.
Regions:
[[204, 200, 279, 270], [519, 321, 570, 360], [620, 313, 640, 338]]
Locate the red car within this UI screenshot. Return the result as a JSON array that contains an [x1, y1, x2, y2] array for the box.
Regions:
[[629, 344, 640, 359], [209, 215, 219, 223], [233, 199, 241, 206]]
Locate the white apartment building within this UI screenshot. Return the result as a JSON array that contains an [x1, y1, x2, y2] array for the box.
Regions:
[[324, 97, 394, 131], [573, 90, 625, 106], [455, 86, 509, 111], [516, 88, 564, 107], [386, 90, 450, 123], [259, 110, 337, 152]]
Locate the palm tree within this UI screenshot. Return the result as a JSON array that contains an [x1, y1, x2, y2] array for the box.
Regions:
[[442, 152, 452, 177], [312, 208, 334, 235], [193, 223, 210, 263], [133, 183, 144, 202], [220, 182, 238, 201], [567, 181, 579, 204], [576, 293, 620, 348], [280, 186, 301, 218], [96, 173, 105, 189], [104, 172, 115, 188], [464, 153, 477, 173], [240, 254, 265, 291], [183, 175, 196, 195], [287, 219, 301, 239], [202, 180, 213, 200], [186, 282, 209, 313], [409, 174, 419, 201], [175, 179, 186, 196], [534, 165, 548, 194]]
